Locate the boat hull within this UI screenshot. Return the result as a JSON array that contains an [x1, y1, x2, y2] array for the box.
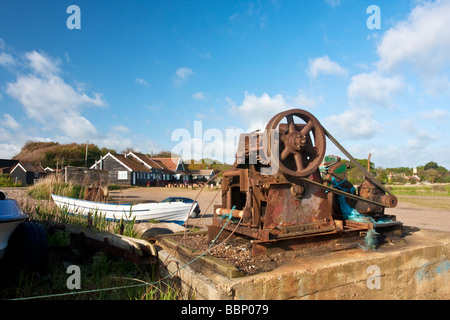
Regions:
[[51, 194, 195, 225], [0, 199, 28, 258]]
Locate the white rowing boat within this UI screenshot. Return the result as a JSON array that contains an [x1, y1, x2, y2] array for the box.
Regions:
[[51, 194, 196, 225]]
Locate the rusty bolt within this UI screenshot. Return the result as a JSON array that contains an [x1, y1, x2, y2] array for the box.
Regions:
[[290, 184, 305, 197]]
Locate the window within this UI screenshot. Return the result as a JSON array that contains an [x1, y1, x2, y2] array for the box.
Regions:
[[118, 171, 128, 180]]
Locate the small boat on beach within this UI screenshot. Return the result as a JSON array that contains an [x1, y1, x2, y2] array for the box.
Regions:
[[51, 194, 196, 225]]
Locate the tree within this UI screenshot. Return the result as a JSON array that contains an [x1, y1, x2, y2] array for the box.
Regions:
[[425, 169, 440, 183], [424, 161, 438, 170]]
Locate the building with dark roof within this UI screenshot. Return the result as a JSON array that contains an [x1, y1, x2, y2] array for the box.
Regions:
[[90, 152, 191, 186], [10, 163, 46, 185]]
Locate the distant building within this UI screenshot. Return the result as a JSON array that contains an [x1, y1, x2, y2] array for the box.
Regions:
[[91, 152, 191, 186], [150, 156, 190, 182], [189, 169, 215, 182], [10, 163, 46, 185], [0, 159, 19, 174]]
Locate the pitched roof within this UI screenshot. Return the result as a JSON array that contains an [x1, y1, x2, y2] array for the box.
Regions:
[[107, 153, 150, 172], [127, 152, 164, 170], [12, 163, 45, 173], [150, 157, 181, 172]]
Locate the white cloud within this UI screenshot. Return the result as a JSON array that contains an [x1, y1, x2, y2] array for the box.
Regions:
[[25, 50, 61, 77], [193, 92, 206, 100], [324, 108, 381, 140], [0, 143, 21, 159], [3, 114, 20, 130], [377, 0, 450, 74], [228, 92, 294, 132], [419, 108, 449, 122], [4, 50, 105, 140], [406, 129, 437, 149], [111, 125, 131, 134], [135, 78, 149, 87], [308, 55, 347, 78], [0, 52, 15, 67], [347, 71, 404, 107], [324, 0, 341, 7], [174, 67, 194, 86], [376, 0, 450, 95], [290, 89, 323, 109]]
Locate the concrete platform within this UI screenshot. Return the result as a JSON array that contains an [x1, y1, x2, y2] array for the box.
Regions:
[[157, 226, 450, 300]]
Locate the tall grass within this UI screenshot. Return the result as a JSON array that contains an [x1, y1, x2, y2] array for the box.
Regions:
[[27, 176, 136, 237], [28, 175, 84, 200], [13, 176, 182, 300], [391, 184, 450, 197]]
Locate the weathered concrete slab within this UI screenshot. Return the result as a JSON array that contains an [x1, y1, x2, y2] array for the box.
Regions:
[[157, 227, 450, 300]]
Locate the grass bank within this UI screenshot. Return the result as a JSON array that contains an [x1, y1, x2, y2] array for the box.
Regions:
[[389, 184, 450, 210], [0, 177, 182, 300], [389, 184, 450, 197]]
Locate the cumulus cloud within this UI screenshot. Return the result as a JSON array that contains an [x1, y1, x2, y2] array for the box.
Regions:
[[4, 50, 105, 140], [377, 0, 450, 74], [324, 108, 381, 140], [290, 89, 323, 109], [174, 67, 194, 86], [0, 52, 15, 67], [419, 108, 449, 122], [25, 51, 61, 76], [347, 71, 404, 107], [308, 55, 347, 78], [228, 92, 294, 132], [2, 114, 20, 130], [375, 0, 450, 95]]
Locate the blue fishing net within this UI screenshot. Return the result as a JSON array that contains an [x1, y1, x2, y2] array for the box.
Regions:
[[330, 177, 394, 250]]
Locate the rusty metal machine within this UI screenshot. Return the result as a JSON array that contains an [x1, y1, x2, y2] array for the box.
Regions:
[[208, 109, 402, 255]]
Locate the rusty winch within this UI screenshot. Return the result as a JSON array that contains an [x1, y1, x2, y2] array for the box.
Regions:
[[208, 109, 402, 255]]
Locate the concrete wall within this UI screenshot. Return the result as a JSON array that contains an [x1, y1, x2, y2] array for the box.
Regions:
[[157, 228, 450, 300]]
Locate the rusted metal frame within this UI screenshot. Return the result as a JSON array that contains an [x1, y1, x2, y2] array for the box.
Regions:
[[297, 176, 390, 208], [323, 127, 393, 196], [212, 215, 270, 241], [250, 226, 365, 256], [271, 224, 341, 239]]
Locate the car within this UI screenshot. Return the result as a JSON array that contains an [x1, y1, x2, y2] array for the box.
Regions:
[[160, 197, 201, 218]]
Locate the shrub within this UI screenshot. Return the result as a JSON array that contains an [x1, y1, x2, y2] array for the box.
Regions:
[[0, 174, 22, 187]]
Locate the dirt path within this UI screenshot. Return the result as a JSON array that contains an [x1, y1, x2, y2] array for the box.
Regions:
[[385, 199, 450, 232]]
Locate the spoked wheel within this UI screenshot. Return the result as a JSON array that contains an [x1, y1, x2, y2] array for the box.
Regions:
[[265, 109, 326, 177]]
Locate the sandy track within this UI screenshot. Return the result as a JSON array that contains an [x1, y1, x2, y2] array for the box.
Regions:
[[386, 200, 450, 232]]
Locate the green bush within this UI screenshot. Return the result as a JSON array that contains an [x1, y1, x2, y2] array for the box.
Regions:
[[0, 174, 22, 187]]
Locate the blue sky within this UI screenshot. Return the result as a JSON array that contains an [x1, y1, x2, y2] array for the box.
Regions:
[[0, 0, 449, 169]]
